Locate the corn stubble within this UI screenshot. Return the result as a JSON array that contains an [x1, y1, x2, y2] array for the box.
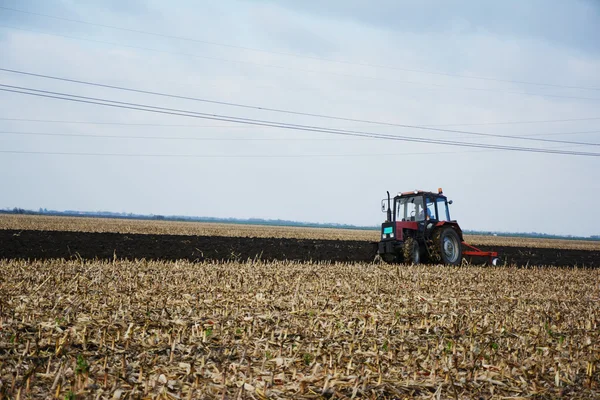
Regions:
[[0, 260, 599, 399]]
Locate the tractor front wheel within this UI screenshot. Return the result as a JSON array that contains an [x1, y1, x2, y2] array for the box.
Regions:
[[403, 237, 420, 264], [435, 227, 462, 265]]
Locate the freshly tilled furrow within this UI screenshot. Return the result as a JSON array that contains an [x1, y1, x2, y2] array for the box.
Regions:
[[0, 229, 376, 263], [1, 229, 600, 267]]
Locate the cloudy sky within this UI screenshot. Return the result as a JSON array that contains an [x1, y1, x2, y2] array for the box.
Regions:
[[1, 0, 599, 236]]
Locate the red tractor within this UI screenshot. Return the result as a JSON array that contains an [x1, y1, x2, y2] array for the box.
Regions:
[[378, 188, 498, 265]]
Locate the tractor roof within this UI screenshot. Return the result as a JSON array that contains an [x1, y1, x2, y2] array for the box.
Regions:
[[396, 189, 447, 199]]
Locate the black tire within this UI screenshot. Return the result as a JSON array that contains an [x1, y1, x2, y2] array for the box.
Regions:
[[434, 227, 462, 265], [403, 236, 420, 264]]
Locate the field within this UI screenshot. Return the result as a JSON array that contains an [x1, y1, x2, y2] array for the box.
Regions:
[[1, 215, 599, 398], [2, 260, 599, 399]]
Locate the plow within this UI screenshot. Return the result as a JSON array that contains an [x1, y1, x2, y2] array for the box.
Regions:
[[377, 188, 498, 265]]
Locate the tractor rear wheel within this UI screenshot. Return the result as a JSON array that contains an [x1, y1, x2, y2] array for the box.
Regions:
[[403, 237, 420, 264], [434, 227, 462, 265]]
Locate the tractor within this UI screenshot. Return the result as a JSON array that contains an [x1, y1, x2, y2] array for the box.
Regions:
[[377, 188, 498, 265]]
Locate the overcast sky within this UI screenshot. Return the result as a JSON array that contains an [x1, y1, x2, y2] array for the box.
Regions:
[[1, 0, 599, 236]]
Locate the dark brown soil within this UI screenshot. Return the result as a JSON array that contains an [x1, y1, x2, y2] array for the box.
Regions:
[[1, 230, 598, 267]]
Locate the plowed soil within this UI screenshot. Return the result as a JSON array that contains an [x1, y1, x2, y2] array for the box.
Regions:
[[1, 229, 599, 267]]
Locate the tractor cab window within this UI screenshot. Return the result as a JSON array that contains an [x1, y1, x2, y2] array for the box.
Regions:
[[424, 197, 436, 220], [436, 198, 450, 221], [397, 196, 425, 222]]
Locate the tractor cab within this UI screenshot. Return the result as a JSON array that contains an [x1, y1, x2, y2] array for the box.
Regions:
[[380, 188, 456, 243], [381, 189, 453, 231], [391, 191, 452, 223]]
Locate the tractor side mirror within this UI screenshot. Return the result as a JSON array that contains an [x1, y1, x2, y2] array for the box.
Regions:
[[448, 200, 453, 205], [381, 199, 388, 212]]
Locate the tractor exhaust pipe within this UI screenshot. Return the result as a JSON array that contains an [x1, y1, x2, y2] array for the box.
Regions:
[[386, 191, 392, 222]]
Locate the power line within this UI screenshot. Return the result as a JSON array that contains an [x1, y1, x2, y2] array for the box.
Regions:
[[1, 85, 599, 157], [0, 149, 487, 158], [2, 140, 587, 158], [2, 5, 598, 92], [0, 131, 371, 141], [2, 117, 599, 130], [0, 133, 588, 157], [4, 141, 585, 158], [421, 118, 600, 127], [511, 130, 600, 138], [2, 129, 599, 145], [1, 71, 598, 147], [0, 118, 262, 128], [3, 25, 600, 103], [3, 85, 599, 156]]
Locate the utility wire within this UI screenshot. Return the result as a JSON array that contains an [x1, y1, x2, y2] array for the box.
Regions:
[[2, 139, 587, 158], [4, 84, 599, 155], [0, 72, 598, 147], [2, 129, 599, 143], [2, 5, 598, 92], [0, 133, 588, 157], [0, 131, 372, 141], [0, 149, 490, 158], [0, 118, 262, 128], [4, 83, 595, 148], [1, 85, 599, 156], [421, 118, 600, 127], [3, 142, 584, 158], [2, 117, 599, 129], [2, 25, 600, 103]]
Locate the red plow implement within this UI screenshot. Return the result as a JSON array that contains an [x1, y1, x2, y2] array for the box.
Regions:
[[462, 242, 499, 265]]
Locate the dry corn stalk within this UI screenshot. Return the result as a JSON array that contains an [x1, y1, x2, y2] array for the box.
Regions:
[[0, 259, 598, 398]]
